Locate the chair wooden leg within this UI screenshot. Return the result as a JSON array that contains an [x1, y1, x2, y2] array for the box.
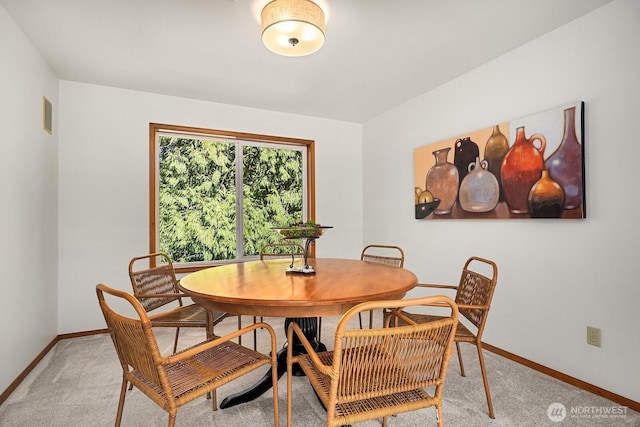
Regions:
[[203, 322, 214, 399], [271, 353, 280, 427], [476, 343, 495, 419], [382, 415, 388, 427], [116, 376, 128, 427], [456, 341, 466, 377], [286, 356, 293, 427], [237, 317, 242, 345], [210, 389, 218, 411], [436, 404, 443, 427], [167, 411, 176, 427], [253, 316, 258, 350], [172, 327, 180, 353], [205, 309, 214, 339]]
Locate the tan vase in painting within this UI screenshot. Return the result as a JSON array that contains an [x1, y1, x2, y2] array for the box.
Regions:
[[426, 147, 459, 215], [484, 124, 509, 201]]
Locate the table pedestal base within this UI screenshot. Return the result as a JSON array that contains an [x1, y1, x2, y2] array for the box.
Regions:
[[220, 317, 326, 409]]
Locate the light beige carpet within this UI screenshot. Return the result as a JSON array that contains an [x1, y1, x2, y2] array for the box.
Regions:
[[1, 313, 638, 426]]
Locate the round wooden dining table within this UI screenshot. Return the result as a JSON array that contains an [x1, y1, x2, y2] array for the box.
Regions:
[[179, 257, 418, 408]]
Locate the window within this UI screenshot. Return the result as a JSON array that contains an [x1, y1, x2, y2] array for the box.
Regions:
[[149, 123, 315, 270]]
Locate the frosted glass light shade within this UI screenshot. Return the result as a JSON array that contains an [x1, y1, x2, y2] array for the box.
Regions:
[[261, 0, 325, 57]]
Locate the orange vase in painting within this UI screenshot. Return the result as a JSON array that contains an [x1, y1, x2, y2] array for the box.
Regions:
[[528, 169, 565, 218], [501, 126, 546, 214]]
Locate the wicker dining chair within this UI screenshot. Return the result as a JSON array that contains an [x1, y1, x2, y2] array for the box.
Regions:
[[128, 252, 237, 353], [287, 295, 458, 427], [96, 283, 279, 427], [257, 243, 306, 348], [260, 242, 305, 260], [360, 244, 405, 328], [396, 256, 498, 419]]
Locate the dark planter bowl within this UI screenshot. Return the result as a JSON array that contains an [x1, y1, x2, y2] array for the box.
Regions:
[[415, 199, 441, 219]]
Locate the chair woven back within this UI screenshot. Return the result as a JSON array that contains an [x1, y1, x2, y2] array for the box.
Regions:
[[129, 252, 181, 312], [96, 284, 168, 391], [335, 318, 455, 402], [454, 257, 498, 334], [332, 297, 457, 405], [259, 243, 305, 259], [360, 244, 405, 267], [359, 245, 405, 329]]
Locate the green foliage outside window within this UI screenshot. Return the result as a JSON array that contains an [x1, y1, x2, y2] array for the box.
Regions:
[[242, 145, 303, 257], [159, 136, 303, 263]]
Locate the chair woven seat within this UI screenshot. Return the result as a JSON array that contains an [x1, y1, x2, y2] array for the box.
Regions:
[[146, 303, 226, 327], [130, 338, 270, 401]]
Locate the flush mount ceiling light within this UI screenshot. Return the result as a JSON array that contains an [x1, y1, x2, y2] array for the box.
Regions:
[[261, 0, 325, 57]]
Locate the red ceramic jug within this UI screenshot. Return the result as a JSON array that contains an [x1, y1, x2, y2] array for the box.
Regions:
[[501, 126, 546, 214]]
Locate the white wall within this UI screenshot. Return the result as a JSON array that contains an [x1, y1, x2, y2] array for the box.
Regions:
[[3, 0, 639, 408], [363, 0, 640, 402], [57, 81, 363, 333], [0, 6, 59, 392]]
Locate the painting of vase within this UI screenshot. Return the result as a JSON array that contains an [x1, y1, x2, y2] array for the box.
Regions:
[[413, 101, 585, 220]]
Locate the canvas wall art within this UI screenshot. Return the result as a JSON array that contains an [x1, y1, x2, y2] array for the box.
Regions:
[[413, 101, 585, 220]]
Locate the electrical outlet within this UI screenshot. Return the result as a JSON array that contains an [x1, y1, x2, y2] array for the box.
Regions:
[[587, 326, 601, 347]]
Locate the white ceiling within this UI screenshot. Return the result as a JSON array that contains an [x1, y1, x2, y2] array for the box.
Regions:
[[2, 0, 612, 123]]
